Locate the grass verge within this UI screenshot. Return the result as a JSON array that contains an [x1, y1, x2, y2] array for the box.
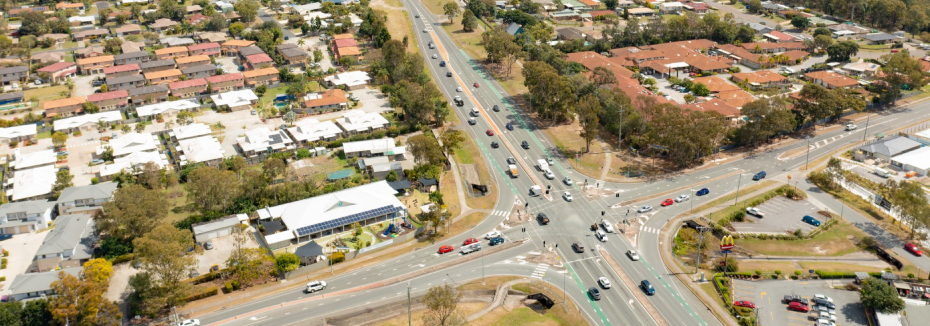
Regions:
[[689, 180, 778, 216], [737, 220, 869, 256], [451, 130, 498, 210]]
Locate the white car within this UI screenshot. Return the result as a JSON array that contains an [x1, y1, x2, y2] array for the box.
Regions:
[[598, 277, 612, 289], [814, 294, 834, 303], [178, 319, 201, 326], [675, 194, 690, 202], [816, 319, 835, 326], [845, 124, 857, 131], [305, 280, 327, 293], [595, 230, 608, 242], [819, 311, 837, 322], [422, 28, 428, 33], [431, 54, 438, 59], [601, 219, 614, 233], [546, 158, 555, 165], [627, 250, 640, 261], [638, 205, 653, 213], [562, 192, 573, 202], [544, 170, 555, 180], [563, 176, 573, 185], [484, 230, 501, 239], [746, 207, 764, 217], [814, 305, 835, 315], [456, 87, 463, 92]]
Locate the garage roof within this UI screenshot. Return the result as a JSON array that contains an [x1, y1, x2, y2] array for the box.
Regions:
[[192, 215, 241, 235], [891, 146, 930, 171]]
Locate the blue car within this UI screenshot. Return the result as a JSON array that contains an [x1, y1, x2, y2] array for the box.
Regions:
[[506, 123, 513, 131], [696, 188, 709, 196], [0, 234, 13, 241], [752, 171, 766, 180], [802, 215, 821, 227], [641, 280, 655, 295], [489, 237, 505, 246]]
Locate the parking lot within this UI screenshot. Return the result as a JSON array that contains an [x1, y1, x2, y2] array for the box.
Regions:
[[196, 109, 264, 156], [0, 232, 49, 296], [731, 196, 822, 234], [348, 87, 392, 114], [193, 232, 260, 275], [731, 279, 869, 326]]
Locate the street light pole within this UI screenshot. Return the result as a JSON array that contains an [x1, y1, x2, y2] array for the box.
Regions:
[[734, 174, 742, 205], [862, 115, 871, 141], [690, 188, 694, 215], [805, 136, 812, 170], [407, 281, 411, 326], [695, 226, 705, 274]]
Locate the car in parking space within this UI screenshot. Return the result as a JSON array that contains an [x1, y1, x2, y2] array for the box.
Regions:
[[446, 71, 452, 77], [813, 304, 835, 315], [440, 61, 446, 67], [588, 287, 601, 300], [813, 299, 835, 309], [506, 123, 514, 131], [438, 245, 454, 254], [697, 188, 709, 196], [746, 207, 764, 217], [813, 294, 833, 303], [305, 280, 327, 293], [563, 176, 573, 185], [544, 170, 555, 180], [486, 129, 494, 136], [0, 234, 13, 241], [752, 171, 767, 180], [598, 277, 612, 289], [788, 301, 810, 312], [638, 205, 653, 213], [783, 294, 804, 303], [675, 194, 690, 202], [601, 219, 614, 233], [660, 198, 674, 207], [572, 242, 584, 253], [906, 243, 923, 256], [819, 311, 837, 322], [492, 105, 500, 112], [91, 159, 105, 165], [802, 215, 822, 227], [463, 238, 479, 246], [521, 141, 529, 149], [734, 300, 756, 309], [562, 191, 573, 201], [491, 141, 499, 148], [627, 250, 640, 261], [640, 280, 655, 295], [507, 157, 516, 164], [204, 240, 214, 250], [595, 229, 608, 242], [485, 231, 501, 239], [815, 318, 834, 326]]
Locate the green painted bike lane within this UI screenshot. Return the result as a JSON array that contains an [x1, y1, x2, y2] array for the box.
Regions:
[[640, 257, 709, 326]]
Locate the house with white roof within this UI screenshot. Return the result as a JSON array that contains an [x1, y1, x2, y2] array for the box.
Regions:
[[170, 123, 212, 142], [324, 71, 371, 90], [0, 124, 37, 145], [287, 118, 342, 146], [135, 99, 200, 120], [98, 151, 171, 182], [7, 165, 56, 202], [236, 127, 295, 158], [257, 181, 406, 245], [891, 146, 930, 176], [843, 61, 882, 77], [11, 148, 56, 171], [177, 136, 225, 167], [95, 132, 158, 158], [9, 267, 82, 301], [212, 89, 258, 111], [31, 213, 96, 272], [0, 200, 55, 235], [53, 111, 122, 132], [341, 137, 405, 159], [291, 3, 322, 14], [335, 109, 390, 136]]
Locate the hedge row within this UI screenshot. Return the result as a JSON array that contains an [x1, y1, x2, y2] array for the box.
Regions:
[[224, 280, 241, 293], [188, 268, 226, 285], [111, 253, 134, 265], [184, 286, 218, 303]]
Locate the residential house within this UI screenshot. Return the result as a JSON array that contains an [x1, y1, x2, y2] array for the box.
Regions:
[[87, 90, 130, 111], [741, 42, 806, 54], [763, 30, 798, 43], [72, 28, 109, 42], [335, 46, 362, 61], [105, 74, 145, 91], [206, 73, 245, 93], [8, 165, 56, 202], [188, 14, 208, 25], [236, 128, 295, 158], [287, 118, 343, 146], [175, 55, 211, 69], [680, 98, 742, 124], [715, 44, 772, 69], [11, 149, 56, 171], [0, 123, 36, 146], [178, 136, 225, 167], [170, 123, 212, 142], [277, 44, 308, 66], [0, 66, 28, 86], [136, 99, 200, 120], [242, 67, 279, 87], [56, 2, 86, 10], [245, 54, 275, 70], [155, 46, 190, 60], [76, 46, 106, 59], [102, 64, 141, 78], [140, 59, 177, 74], [237, 46, 266, 60], [33, 51, 66, 64], [144, 69, 183, 85], [76, 55, 115, 75], [43, 96, 86, 118], [0, 92, 23, 106], [684, 2, 711, 13], [627, 7, 656, 17], [862, 33, 901, 45], [128, 85, 170, 105], [324, 71, 370, 90], [113, 23, 141, 36], [505, 22, 523, 36], [843, 61, 882, 77], [659, 2, 686, 14], [805, 70, 860, 89], [222, 40, 256, 56], [160, 36, 195, 47], [56, 183, 118, 215], [565, 51, 636, 83], [780, 50, 811, 64], [556, 27, 588, 41], [31, 213, 96, 272], [550, 9, 580, 20], [197, 32, 228, 43], [187, 4, 202, 15], [151, 18, 178, 32], [215, 0, 234, 12], [858, 136, 922, 161], [9, 267, 83, 301], [691, 76, 742, 94], [341, 137, 402, 159], [0, 200, 55, 235], [97, 152, 170, 182], [336, 109, 390, 136], [188, 42, 222, 57], [731, 70, 789, 90], [746, 22, 774, 35], [299, 89, 348, 114], [211, 89, 258, 111], [829, 23, 870, 36], [67, 15, 94, 26], [36, 62, 76, 83], [113, 51, 151, 66], [168, 78, 207, 99], [715, 89, 756, 108], [53, 111, 122, 133], [181, 64, 217, 80]]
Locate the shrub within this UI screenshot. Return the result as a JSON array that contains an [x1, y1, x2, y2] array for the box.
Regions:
[[794, 270, 802, 276], [845, 283, 860, 291], [188, 270, 223, 285], [225, 281, 234, 293], [184, 286, 218, 303], [91, 177, 99, 184], [754, 270, 762, 276], [1, 258, 6, 264], [275, 253, 300, 272], [732, 211, 746, 222], [111, 253, 135, 265], [908, 273, 915, 279], [330, 251, 345, 264], [0, 276, 5, 281], [775, 270, 782, 275]]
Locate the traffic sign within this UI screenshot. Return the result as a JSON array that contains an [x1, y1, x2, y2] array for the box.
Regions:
[[720, 235, 735, 251]]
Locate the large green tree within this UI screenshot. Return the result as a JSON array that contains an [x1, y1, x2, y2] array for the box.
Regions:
[[234, 0, 260, 23], [877, 51, 930, 104], [860, 278, 905, 314], [133, 224, 197, 307], [186, 166, 241, 214], [443, 2, 461, 23], [462, 9, 478, 32], [97, 184, 169, 241]]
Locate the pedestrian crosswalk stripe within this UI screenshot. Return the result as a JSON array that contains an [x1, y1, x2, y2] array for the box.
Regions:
[[530, 263, 548, 279]]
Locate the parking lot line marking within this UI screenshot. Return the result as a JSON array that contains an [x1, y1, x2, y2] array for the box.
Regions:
[[787, 316, 809, 321]]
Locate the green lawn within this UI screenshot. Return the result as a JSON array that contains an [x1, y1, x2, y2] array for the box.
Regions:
[[36, 131, 52, 139], [62, 41, 78, 49], [24, 85, 70, 109], [737, 221, 869, 256]]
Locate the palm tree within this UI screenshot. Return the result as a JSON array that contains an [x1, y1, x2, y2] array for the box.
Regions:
[[297, 39, 305, 47]]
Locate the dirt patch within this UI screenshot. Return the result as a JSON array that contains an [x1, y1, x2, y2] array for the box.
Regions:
[[525, 250, 560, 266], [460, 163, 480, 189], [371, 0, 416, 53]]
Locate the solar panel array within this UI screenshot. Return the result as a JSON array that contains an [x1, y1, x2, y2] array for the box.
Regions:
[[295, 205, 402, 236]]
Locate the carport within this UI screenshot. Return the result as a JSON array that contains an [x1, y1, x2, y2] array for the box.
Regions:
[[192, 214, 245, 243]]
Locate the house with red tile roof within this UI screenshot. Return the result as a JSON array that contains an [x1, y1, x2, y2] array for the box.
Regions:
[[168, 78, 208, 98], [565, 52, 636, 81], [763, 30, 798, 43], [299, 89, 349, 114], [245, 54, 275, 70], [741, 42, 807, 54], [804, 71, 860, 89], [731, 70, 789, 90], [716, 89, 756, 108], [206, 73, 245, 93], [87, 90, 130, 111], [681, 98, 741, 124], [37, 62, 76, 83], [187, 42, 221, 57]]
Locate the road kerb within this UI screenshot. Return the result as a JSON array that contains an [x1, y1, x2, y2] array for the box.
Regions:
[[597, 248, 670, 326]]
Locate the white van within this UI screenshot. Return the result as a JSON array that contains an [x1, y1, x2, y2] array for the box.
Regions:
[[874, 167, 892, 178], [461, 243, 481, 254], [471, 107, 479, 116]]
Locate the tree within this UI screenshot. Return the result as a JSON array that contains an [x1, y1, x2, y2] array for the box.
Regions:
[[134, 123, 146, 133], [52, 132, 68, 148], [604, 0, 618, 10], [684, 94, 696, 103], [576, 94, 602, 153], [97, 184, 169, 241], [407, 134, 446, 166], [731, 97, 796, 146], [19, 11, 48, 36], [812, 27, 832, 38], [176, 111, 195, 125], [438, 129, 465, 157], [887, 180, 930, 239], [691, 83, 710, 96], [187, 166, 240, 214], [227, 156, 247, 179], [82, 101, 100, 114], [462, 9, 478, 32], [229, 22, 246, 36], [21, 299, 52, 326], [133, 224, 197, 307], [591, 66, 618, 86], [49, 262, 121, 326], [443, 2, 461, 24], [860, 278, 905, 313], [52, 169, 73, 199], [813, 34, 834, 51], [275, 252, 301, 272], [283, 111, 298, 124], [83, 258, 115, 287], [796, 83, 834, 128], [0, 301, 22, 326], [99, 84, 108, 93], [878, 51, 930, 105], [747, 0, 763, 13], [104, 38, 123, 54], [234, 0, 260, 23], [790, 16, 810, 30], [422, 284, 466, 326], [826, 40, 859, 62], [385, 170, 399, 182]]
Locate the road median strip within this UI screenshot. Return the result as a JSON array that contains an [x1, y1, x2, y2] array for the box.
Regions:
[[205, 239, 529, 325], [597, 248, 670, 326], [620, 169, 743, 207]]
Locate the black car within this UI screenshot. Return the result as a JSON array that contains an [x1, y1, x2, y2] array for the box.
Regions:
[[783, 294, 804, 304], [507, 157, 516, 164], [491, 141, 499, 148], [813, 299, 835, 309], [536, 213, 549, 225], [492, 105, 500, 112], [92, 79, 104, 86], [588, 287, 601, 300], [752, 171, 766, 180], [439, 60, 446, 67], [521, 141, 529, 149], [572, 242, 584, 253], [446, 71, 452, 77]]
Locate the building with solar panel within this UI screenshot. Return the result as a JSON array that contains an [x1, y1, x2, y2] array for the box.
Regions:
[[257, 181, 407, 245]]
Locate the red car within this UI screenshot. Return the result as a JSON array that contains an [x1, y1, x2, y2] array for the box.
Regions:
[[486, 129, 494, 136], [891, 49, 900, 53], [906, 243, 924, 256], [788, 302, 809, 312], [661, 198, 674, 207], [438, 245, 454, 254], [474, 82, 480, 88], [463, 238, 479, 246], [734, 300, 755, 309]]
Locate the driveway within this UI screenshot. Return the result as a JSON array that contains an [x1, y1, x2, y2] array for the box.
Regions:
[[195, 109, 265, 157], [732, 196, 822, 234], [72, 74, 99, 98], [0, 231, 49, 295], [105, 262, 140, 321], [193, 232, 260, 275], [732, 279, 869, 326]]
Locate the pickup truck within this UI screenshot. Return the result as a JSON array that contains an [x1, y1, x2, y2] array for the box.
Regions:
[[746, 207, 764, 217], [508, 164, 519, 178]]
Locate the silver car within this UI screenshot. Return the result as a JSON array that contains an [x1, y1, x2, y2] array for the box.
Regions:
[[638, 205, 653, 213], [675, 194, 690, 202], [563, 176, 573, 185], [544, 170, 555, 180]]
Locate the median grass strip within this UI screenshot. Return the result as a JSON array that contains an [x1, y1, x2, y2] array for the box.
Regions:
[[736, 220, 869, 256], [686, 180, 777, 216]]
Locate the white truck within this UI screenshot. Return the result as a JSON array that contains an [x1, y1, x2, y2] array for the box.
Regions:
[[461, 243, 481, 254], [874, 167, 892, 178], [508, 164, 519, 178], [529, 185, 542, 197], [536, 159, 549, 172]]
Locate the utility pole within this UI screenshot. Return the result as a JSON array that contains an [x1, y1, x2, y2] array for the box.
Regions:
[[734, 174, 742, 205], [805, 136, 812, 170], [690, 188, 694, 215], [407, 281, 411, 326], [862, 115, 871, 141], [695, 226, 705, 274]]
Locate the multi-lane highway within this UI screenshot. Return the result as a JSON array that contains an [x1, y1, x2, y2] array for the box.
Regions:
[[198, 2, 930, 325]]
